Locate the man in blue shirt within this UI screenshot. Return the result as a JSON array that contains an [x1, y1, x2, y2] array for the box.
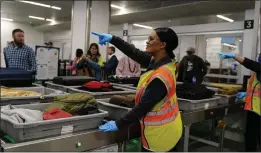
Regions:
[[4, 29, 37, 74]]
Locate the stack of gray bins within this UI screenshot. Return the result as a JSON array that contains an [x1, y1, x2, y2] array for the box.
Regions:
[[97, 99, 131, 120], [1, 87, 68, 106], [67, 86, 136, 99], [0, 103, 108, 142]]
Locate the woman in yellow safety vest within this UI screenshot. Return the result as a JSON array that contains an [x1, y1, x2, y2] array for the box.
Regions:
[[93, 28, 183, 152], [218, 52, 261, 152]]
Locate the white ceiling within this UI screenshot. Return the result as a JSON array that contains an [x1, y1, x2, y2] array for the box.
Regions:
[[1, 1, 72, 26], [1, 0, 255, 32]]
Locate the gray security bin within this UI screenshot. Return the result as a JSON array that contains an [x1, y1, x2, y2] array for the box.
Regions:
[[97, 99, 131, 120], [1, 87, 68, 106], [178, 96, 222, 111], [45, 82, 78, 92], [0, 103, 108, 142], [67, 86, 136, 99], [216, 94, 236, 105], [112, 83, 136, 90]]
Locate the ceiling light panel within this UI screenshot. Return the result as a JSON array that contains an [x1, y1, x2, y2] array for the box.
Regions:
[[29, 15, 45, 20], [111, 4, 124, 10], [216, 15, 234, 22], [20, 1, 61, 10], [1, 17, 13, 21], [133, 24, 153, 29]]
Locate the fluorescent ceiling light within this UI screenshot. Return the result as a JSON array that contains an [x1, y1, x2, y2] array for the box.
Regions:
[[1, 17, 13, 21], [29, 15, 45, 20], [111, 4, 124, 10], [20, 1, 61, 10], [222, 43, 237, 48], [46, 18, 55, 22], [133, 24, 153, 29], [50, 6, 61, 10], [216, 15, 234, 22]]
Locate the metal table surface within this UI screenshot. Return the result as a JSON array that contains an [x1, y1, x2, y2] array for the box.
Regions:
[[1, 102, 244, 152], [1, 130, 116, 152]]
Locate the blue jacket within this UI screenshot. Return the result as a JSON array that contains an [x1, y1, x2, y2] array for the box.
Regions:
[[104, 55, 118, 75]]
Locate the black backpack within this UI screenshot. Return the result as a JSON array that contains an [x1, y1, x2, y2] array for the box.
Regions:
[[176, 83, 215, 100]]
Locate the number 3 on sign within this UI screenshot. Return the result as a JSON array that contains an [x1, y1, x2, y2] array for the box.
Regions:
[[244, 20, 254, 29]]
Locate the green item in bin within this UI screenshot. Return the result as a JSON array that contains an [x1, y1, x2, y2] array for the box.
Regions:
[[44, 93, 98, 115], [126, 138, 141, 152], [0, 130, 15, 143]]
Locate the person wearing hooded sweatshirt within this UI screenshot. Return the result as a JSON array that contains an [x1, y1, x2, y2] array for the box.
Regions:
[[218, 52, 261, 152], [177, 47, 207, 84], [92, 28, 182, 152]]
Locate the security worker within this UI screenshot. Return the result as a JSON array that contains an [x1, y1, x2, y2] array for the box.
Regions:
[[92, 28, 183, 152], [218, 52, 261, 152]]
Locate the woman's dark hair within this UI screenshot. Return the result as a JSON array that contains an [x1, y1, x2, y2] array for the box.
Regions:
[[109, 46, 116, 53], [76, 49, 83, 58], [154, 27, 178, 59], [87, 43, 101, 57]]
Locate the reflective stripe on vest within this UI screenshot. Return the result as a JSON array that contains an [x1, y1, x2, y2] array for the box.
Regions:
[[141, 102, 179, 126], [245, 73, 261, 116]]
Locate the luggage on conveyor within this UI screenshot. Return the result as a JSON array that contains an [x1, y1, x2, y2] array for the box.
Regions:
[[176, 83, 215, 100], [108, 75, 139, 87], [109, 95, 136, 108], [53, 76, 96, 86], [0, 68, 34, 87]]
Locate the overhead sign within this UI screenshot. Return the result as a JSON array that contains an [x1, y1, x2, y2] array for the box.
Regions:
[[123, 30, 128, 36], [244, 20, 254, 29]]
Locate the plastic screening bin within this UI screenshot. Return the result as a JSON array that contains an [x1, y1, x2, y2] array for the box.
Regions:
[[1, 87, 68, 106], [45, 81, 79, 92], [112, 83, 136, 90], [178, 96, 222, 111], [216, 94, 236, 105], [97, 99, 131, 120], [0, 103, 108, 142], [67, 86, 136, 99]]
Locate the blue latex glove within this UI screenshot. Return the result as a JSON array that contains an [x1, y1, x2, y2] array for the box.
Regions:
[[236, 92, 246, 99], [217, 53, 236, 59], [99, 121, 118, 132], [91, 32, 112, 46]]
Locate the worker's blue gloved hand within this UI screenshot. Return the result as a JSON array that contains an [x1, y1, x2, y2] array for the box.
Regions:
[[99, 121, 118, 132], [217, 53, 236, 59], [236, 92, 246, 99], [91, 32, 112, 46]]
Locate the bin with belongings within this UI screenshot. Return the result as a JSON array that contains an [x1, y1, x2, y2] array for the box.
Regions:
[[176, 83, 222, 110], [67, 81, 136, 99], [203, 82, 242, 105], [0, 93, 108, 142], [0, 86, 68, 106], [46, 76, 97, 92], [97, 95, 135, 120], [107, 75, 139, 87]]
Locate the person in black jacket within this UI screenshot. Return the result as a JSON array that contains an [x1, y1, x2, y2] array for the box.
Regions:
[[177, 47, 207, 84], [104, 46, 118, 76]]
